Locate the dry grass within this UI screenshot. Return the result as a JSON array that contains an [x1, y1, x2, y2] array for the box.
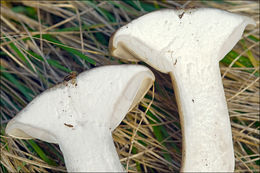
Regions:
[[0, 0, 259, 172]]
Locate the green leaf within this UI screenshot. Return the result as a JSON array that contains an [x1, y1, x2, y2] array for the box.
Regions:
[[27, 140, 57, 166], [247, 35, 259, 42], [4, 38, 35, 72], [140, 1, 159, 11], [108, 1, 138, 15], [27, 50, 72, 73], [145, 109, 176, 163], [132, 147, 142, 172], [100, 8, 116, 22], [124, 1, 141, 11], [221, 49, 259, 76], [84, 1, 110, 21], [11, 6, 37, 19], [94, 32, 108, 45], [241, 39, 259, 68], [1, 66, 33, 101], [35, 34, 96, 65]]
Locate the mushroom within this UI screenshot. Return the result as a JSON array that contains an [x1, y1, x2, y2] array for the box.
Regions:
[[5, 65, 155, 172], [109, 8, 255, 172]]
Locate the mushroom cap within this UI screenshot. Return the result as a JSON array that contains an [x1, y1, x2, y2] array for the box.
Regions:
[[110, 8, 255, 73], [6, 65, 155, 143]]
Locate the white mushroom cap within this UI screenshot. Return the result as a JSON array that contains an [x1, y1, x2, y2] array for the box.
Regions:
[[110, 8, 255, 73], [6, 64, 155, 143]]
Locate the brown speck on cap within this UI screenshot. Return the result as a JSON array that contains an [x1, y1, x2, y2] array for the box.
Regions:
[[178, 12, 185, 19], [64, 123, 74, 128], [174, 59, 177, 65]]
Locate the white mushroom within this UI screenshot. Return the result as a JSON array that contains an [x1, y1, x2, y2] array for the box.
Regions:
[[6, 65, 155, 172], [109, 8, 255, 172]]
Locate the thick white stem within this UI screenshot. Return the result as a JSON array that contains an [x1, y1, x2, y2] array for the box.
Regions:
[[170, 62, 234, 172], [57, 123, 124, 172]]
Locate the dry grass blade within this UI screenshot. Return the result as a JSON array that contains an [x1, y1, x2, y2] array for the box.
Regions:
[[1, 0, 259, 172]]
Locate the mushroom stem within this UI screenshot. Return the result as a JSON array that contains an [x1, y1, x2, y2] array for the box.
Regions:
[[58, 124, 123, 172], [169, 61, 233, 171]]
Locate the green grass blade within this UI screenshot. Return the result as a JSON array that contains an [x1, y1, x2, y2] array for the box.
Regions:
[[132, 147, 142, 172], [145, 109, 175, 163], [27, 140, 57, 166], [27, 50, 72, 73], [4, 38, 35, 72], [1, 66, 33, 101], [34, 34, 96, 65]]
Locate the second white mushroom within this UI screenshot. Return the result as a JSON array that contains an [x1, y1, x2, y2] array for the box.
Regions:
[[110, 8, 255, 172]]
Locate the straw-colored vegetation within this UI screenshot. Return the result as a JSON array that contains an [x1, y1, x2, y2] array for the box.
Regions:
[[0, 0, 259, 172]]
